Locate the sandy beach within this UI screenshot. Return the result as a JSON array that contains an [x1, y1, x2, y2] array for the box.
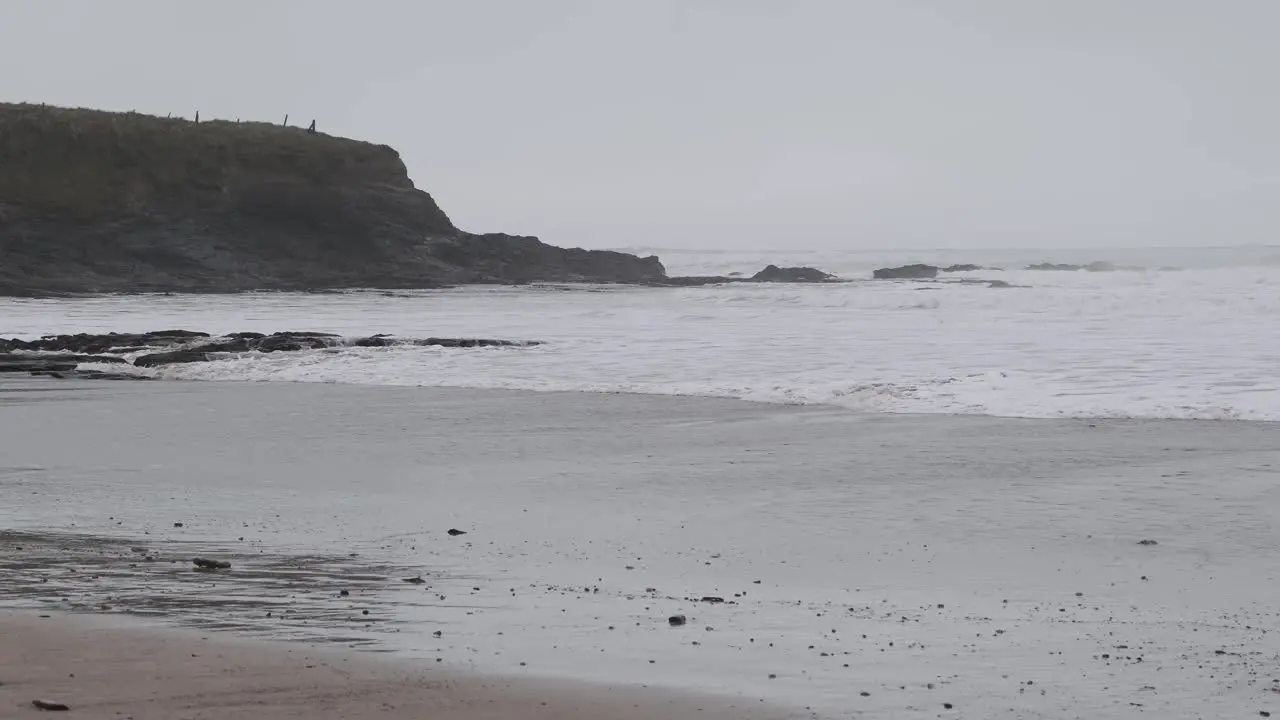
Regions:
[[3, 376, 1280, 718], [0, 610, 789, 720]]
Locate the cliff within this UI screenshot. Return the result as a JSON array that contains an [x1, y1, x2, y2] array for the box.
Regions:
[[0, 103, 666, 294]]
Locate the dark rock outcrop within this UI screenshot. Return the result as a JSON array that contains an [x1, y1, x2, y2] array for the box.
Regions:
[[0, 103, 665, 295], [940, 264, 983, 272], [2, 330, 543, 376], [133, 348, 235, 367], [1027, 263, 1082, 271], [1026, 261, 1134, 272], [0, 331, 210, 355], [658, 264, 842, 287], [749, 265, 834, 283], [0, 354, 126, 374], [657, 276, 737, 287], [873, 264, 939, 280], [0, 352, 125, 366], [417, 338, 530, 348]]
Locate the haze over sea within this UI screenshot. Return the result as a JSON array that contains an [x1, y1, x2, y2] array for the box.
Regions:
[[3, 246, 1277, 421]]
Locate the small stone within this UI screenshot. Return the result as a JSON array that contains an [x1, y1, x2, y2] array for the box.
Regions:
[[173, 522, 184, 528], [339, 590, 350, 596], [192, 558, 230, 570], [668, 615, 687, 627], [700, 596, 725, 604], [944, 703, 954, 709], [32, 699, 70, 711], [860, 691, 870, 697], [1137, 539, 1158, 546], [447, 528, 467, 536], [402, 577, 426, 584]]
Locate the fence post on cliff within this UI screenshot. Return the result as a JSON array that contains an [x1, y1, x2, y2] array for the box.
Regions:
[[283, 114, 289, 127], [308, 119, 316, 134], [195, 111, 200, 124]]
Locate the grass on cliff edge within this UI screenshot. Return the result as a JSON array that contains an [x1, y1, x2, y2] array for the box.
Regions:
[[0, 103, 413, 218]]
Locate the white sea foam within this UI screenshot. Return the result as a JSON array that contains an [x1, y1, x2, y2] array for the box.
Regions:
[[2, 249, 1277, 420]]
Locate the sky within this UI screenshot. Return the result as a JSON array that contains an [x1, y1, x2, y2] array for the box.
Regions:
[[1, 1, 1276, 250]]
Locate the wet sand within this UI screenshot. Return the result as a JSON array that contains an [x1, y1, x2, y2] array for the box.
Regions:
[[0, 610, 789, 719], [3, 376, 1280, 718]]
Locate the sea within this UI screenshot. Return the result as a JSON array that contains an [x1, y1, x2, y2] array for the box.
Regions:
[[2, 245, 1278, 421]]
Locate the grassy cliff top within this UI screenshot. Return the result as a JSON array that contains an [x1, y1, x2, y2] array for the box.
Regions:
[[0, 103, 416, 218]]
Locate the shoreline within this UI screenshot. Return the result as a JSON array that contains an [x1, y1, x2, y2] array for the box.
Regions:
[[6, 371, 1278, 426], [0, 609, 791, 720]]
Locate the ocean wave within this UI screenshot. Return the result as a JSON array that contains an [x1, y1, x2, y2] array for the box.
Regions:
[[81, 347, 1280, 422]]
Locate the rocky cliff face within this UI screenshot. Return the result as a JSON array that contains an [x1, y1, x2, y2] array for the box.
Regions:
[[0, 103, 665, 294]]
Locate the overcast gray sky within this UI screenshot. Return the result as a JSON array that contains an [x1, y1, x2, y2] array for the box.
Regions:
[[2, 1, 1276, 250]]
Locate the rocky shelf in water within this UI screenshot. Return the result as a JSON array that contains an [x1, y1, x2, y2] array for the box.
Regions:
[[0, 330, 540, 378], [869, 264, 1022, 288], [656, 264, 843, 286], [871, 261, 1149, 279]]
